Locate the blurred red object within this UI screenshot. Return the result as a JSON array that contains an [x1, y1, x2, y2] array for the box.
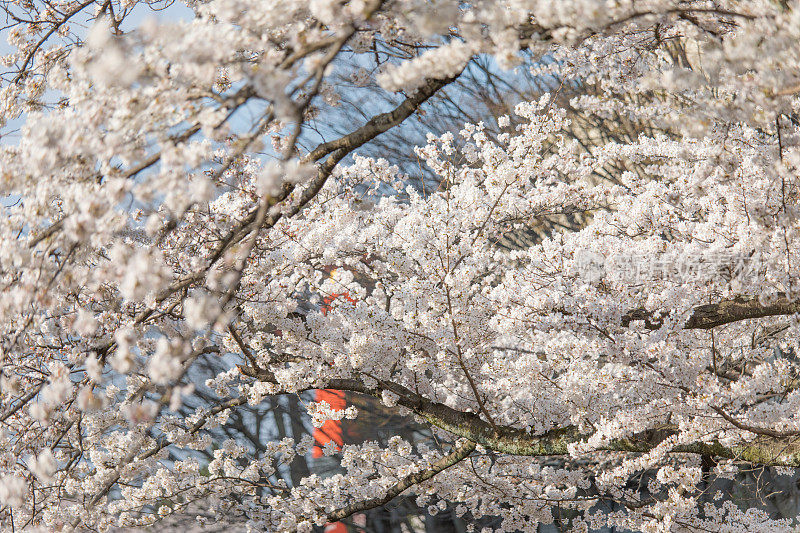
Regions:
[[324, 522, 347, 533], [312, 389, 346, 458]]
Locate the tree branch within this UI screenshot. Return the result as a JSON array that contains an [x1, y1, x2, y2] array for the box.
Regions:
[[304, 74, 458, 163], [711, 405, 800, 439], [621, 295, 800, 330], [240, 368, 800, 467], [326, 439, 476, 523]]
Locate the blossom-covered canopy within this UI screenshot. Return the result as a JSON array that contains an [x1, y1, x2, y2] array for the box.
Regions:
[[3, 1, 800, 531]]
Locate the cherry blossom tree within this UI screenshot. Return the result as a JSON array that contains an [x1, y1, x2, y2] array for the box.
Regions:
[[3, 1, 800, 531]]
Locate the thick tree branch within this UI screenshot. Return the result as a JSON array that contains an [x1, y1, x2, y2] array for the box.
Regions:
[[304, 74, 458, 163], [621, 295, 800, 330], [239, 368, 800, 467]]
